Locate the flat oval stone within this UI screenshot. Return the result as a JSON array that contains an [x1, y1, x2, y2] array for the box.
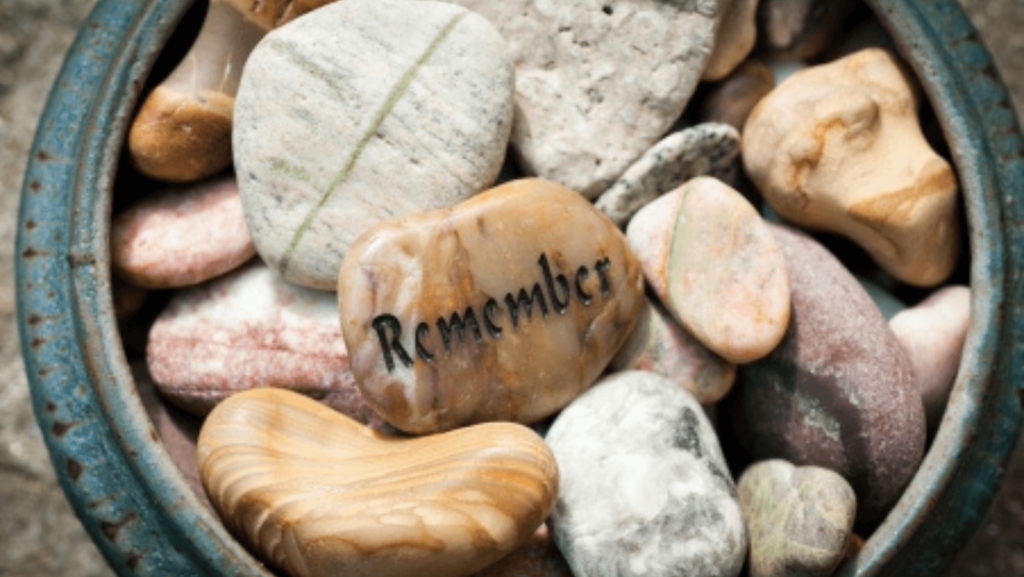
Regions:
[[738, 460, 856, 577], [723, 224, 925, 524], [198, 388, 558, 577], [546, 371, 747, 577], [235, 0, 514, 289], [147, 262, 385, 429], [626, 176, 790, 364], [110, 176, 255, 289], [338, 178, 645, 434]]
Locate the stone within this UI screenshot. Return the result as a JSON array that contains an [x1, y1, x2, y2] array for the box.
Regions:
[[737, 460, 856, 577], [699, 59, 775, 131], [889, 285, 971, 434], [197, 388, 558, 577], [112, 276, 147, 320], [704, 0, 760, 81], [235, 0, 514, 290], [438, 0, 724, 198], [110, 176, 256, 289], [595, 123, 741, 228], [472, 524, 573, 577], [626, 176, 790, 364], [338, 178, 644, 434], [546, 371, 747, 577], [610, 297, 736, 405], [723, 224, 926, 524], [147, 262, 386, 429], [743, 48, 961, 286], [758, 0, 855, 60]]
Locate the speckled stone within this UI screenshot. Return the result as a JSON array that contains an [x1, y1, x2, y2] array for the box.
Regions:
[[595, 124, 741, 228], [626, 177, 790, 364], [738, 460, 856, 577], [110, 176, 255, 289], [147, 262, 386, 429], [338, 178, 645, 434], [234, 0, 514, 289], [546, 371, 747, 577], [724, 224, 926, 524], [437, 0, 724, 198], [699, 60, 775, 131], [610, 297, 736, 405], [704, 0, 759, 81], [758, 0, 856, 60]]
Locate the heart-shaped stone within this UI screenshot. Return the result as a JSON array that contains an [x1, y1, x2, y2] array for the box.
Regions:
[[197, 388, 559, 577]]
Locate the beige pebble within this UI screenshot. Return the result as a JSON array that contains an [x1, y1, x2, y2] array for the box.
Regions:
[[703, 0, 759, 81]]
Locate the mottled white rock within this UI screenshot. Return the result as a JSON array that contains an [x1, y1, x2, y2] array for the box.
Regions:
[[547, 371, 747, 577], [595, 123, 741, 228], [234, 0, 514, 289], [439, 0, 724, 198], [703, 0, 759, 81]]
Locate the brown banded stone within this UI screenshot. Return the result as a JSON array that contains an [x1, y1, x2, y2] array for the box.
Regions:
[[338, 178, 644, 434]]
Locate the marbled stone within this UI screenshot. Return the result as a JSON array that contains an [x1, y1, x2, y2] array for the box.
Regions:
[[198, 388, 558, 577], [738, 460, 856, 577], [758, 0, 855, 60], [595, 123, 741, 228], [546, 371, 747, 577], [235, 0, 514, 289], [699, 59, 775, 131], [437, 0, 724, 198], [147, 262, 385, 429], [110, 176, 255, 289], [890, 285, 971, 434], [743, 48, 961, 286], [338, 178, 644, 434], [724, 224, 926, 523], [704, 0, 760, 81], [626, 177, 790, 364], [610, 297, 736, 405]]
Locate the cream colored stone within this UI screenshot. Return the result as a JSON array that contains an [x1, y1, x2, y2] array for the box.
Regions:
[[198, 388, 558, 577], [626, 177, 790, 364], [743, 48, 961, 286], [703, 0, 759, 81], [338, 178, 644, 434]]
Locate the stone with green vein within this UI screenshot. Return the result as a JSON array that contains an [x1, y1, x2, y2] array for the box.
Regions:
[[233, 0, 514, 289]]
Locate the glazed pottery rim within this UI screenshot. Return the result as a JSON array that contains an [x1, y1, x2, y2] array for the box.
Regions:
[[15, 0, 1024, 575]]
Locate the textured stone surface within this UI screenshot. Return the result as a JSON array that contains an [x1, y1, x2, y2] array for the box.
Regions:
[[198, 388, 558, 577], [704, 0, 760, 81], [110, 176, 255, 288], [758, 0, 855, 59], [699, 59, 775, 131], [610, 297, 736, 405], [339, 178, 644, 434], [743, 48, 961, 286], [738, 460, 856, 577], [595, 123, 741, 228], [235, 0, 514, 289], [439, 0, 723, 199], [147, 262, 384, 428], [546, 371, 746, 577], [724, 224, 925, 524], [626, 177, 790, 364]]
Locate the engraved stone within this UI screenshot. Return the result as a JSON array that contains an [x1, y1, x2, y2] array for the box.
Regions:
[[235, 0, 514, 289], [198, 388, 558, 577], [338, 178, 644, 434], [546, 371, 747, 577], [626, 176, 790, 364]]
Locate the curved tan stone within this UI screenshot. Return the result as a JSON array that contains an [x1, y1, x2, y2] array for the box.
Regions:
[[743, 48, 960, 286], [703, 0, 759, 81], [338, 178, 645, 434]]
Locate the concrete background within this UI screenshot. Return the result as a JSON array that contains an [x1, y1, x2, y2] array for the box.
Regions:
[[0, 0, 1021, 575]]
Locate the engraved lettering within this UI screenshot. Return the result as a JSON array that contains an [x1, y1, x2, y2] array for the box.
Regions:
[[437, 308, 484, 352], [372, 314, 412, 372], [415, 322, 434, 362], [483, 298, 503, 338], [594, 257, 612, 298], [539, 253, 570, 314], [505, 283, 549, 328], [575, 265, 593, 305]]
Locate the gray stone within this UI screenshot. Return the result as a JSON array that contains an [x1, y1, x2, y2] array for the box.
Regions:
[[547, 371, 747, 577], [595, 123, 741, 227], [234, 0, 514, 289]]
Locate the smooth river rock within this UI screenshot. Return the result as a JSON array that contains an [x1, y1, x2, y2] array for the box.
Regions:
[[338, 178, 644, 434], [546, 371, 747, 577], [738, 460, 856, 577], [699, 59, 775, 131], [626, 177, 790, 364], [758, 0, 855, 60], [724, 224, 926, 524], [198, 388, 558, 577], [235, 0, 514, 289]]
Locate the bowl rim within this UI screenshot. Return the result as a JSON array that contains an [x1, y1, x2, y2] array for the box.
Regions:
[[15, 0, 1024, 575]]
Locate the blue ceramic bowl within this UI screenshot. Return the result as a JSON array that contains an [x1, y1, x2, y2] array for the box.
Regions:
[[16, 0, 1024, 575]]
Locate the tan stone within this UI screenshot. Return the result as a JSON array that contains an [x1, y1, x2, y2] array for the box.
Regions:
[[703, 0, 759, 81], [626, 177, 790, 364], [338, 178, 645, 434], [743, 48, 961, 286], [198, 388, 558, 577]]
